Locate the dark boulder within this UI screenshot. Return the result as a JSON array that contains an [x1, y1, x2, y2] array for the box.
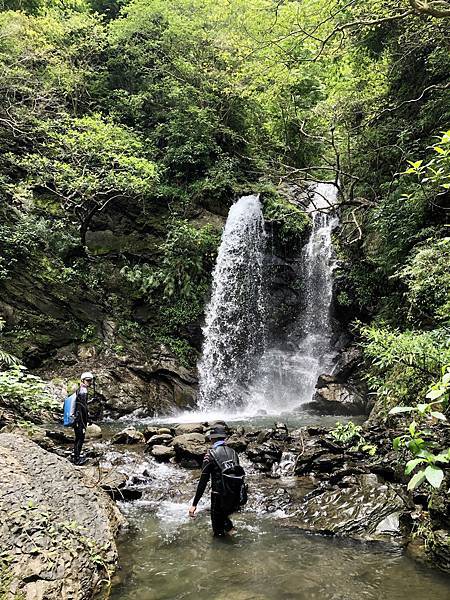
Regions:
[[143, 426, 160, 441], [151, 445, 176, 462], [286, 473, 404, 543], [171, 433, 208, 467], [145, 433, 173, 448], [174, 423, 205, 436], [227, 434, 248, 453], [246, 439, 284, 472], [304, 378, 370, 415]]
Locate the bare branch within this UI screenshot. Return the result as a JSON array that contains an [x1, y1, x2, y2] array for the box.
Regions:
[[368, 81, 450, 123], [348, 208, 363, 244], [409, 0, 450, 17]]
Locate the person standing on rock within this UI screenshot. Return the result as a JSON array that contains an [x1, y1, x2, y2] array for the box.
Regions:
[[73, 371, 94, 465], [189, 425, 247, 537]]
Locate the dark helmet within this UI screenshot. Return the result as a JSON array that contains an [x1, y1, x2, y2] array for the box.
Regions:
[[208, 425, 228, 441]]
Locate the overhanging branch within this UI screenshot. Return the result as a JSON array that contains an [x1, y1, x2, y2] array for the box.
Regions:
[[409, 0, 450, 17]]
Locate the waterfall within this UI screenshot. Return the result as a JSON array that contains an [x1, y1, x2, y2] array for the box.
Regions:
[[197, 195, 266, 411], [293, 182, 338, 403], [246, 183, 338, 414]]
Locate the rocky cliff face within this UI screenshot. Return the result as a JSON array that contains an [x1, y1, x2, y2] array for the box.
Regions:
[[1, 189, 366, 420], [0, 433, 124, 599], [37, 344, 198, 419], [0, 200, 209, 418]]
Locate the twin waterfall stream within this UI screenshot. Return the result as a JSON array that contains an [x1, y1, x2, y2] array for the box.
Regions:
[[198, 184, 338, 415]]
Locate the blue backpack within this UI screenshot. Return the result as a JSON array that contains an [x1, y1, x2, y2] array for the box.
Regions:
[[63, 391, 77, 427]]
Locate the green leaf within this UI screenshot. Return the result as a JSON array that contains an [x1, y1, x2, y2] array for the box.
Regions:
[[405, 458, 425, 475], [407, 160, 423, 169], [416, 449, 435, 461], [424, 465, 444, 489], [393, 436, 401, 450], [389, 406, 414, 415], [408, 470, 426, 491], [407, 438, 425, 454], [435, 453, 450, 464], [430, 411, 447, 421], [426, 389, 445, 400]]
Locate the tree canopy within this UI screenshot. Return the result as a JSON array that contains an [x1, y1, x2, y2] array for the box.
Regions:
[[0, 0, 448, 375]]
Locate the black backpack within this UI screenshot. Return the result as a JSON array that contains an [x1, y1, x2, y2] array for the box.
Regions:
[[210, 445, 248, 513]]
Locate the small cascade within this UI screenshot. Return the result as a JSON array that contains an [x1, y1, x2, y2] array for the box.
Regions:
[[272, 451, 298, 477], [247, 183, 338, 414], [197, 195, 266, 411]]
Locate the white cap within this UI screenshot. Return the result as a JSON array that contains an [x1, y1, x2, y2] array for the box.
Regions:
[[80, 371, 94, 381]]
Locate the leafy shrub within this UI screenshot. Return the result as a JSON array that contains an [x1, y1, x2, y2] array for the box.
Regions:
[[395, 237, 450, 326], [403, 130, 450, 194], [330, 421, 376, 455], [0, 319, 19, 366], [0, 213, 46, 280], [121, 220, 220, 300], [0, 365, 58, 418], [361, 325, 450, 412], [16, 115, 158, 245], [263, 195, 310, 248], [155, 335, 197, 368], [389, 367, 450, 492]]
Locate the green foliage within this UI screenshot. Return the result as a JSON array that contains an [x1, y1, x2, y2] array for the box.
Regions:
[[263, 195, 310, 248], [390, 368, 450, 492], [336, 290, 351, 307], [0, 365, 59, 417], [119, 219, 220, 366], [330, 421, 377, 456], [16, 115, 158, 243], [122, 220, 220, 300], [403, 131, 450, 193], [155, 336, 197, 368], [395, 238, 450, 326], [361, 325, 450, 410], [0, 213, 44, 280], [0, 319, 19, 367]]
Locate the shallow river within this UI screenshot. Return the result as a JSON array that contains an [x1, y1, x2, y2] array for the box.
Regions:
[[111, 504, 450, 600], [107, 414, 450, 600]]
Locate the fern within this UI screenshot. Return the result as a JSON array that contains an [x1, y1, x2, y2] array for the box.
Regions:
[[0, 319, 19, 366]]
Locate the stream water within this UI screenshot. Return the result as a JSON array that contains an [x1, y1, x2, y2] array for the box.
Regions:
[[102, 414, 450, 600], [108, 446, 450, 600]]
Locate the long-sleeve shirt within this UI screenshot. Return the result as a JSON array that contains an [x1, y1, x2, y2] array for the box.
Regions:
[[74, 384, 89, 428], [192, 441, 226, 506]]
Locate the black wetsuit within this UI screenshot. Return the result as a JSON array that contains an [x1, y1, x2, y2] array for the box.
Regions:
[[192, 442, 234, 536], [73, 384, 89, 463]]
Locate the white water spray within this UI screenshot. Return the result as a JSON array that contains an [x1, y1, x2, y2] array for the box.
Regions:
[[246, 183, 338, 414], [197, 195, 266, 411]]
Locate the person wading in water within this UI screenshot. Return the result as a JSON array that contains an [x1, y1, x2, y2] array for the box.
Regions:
[[188, 424, 247, 537], [73, 371, 94, 465]]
